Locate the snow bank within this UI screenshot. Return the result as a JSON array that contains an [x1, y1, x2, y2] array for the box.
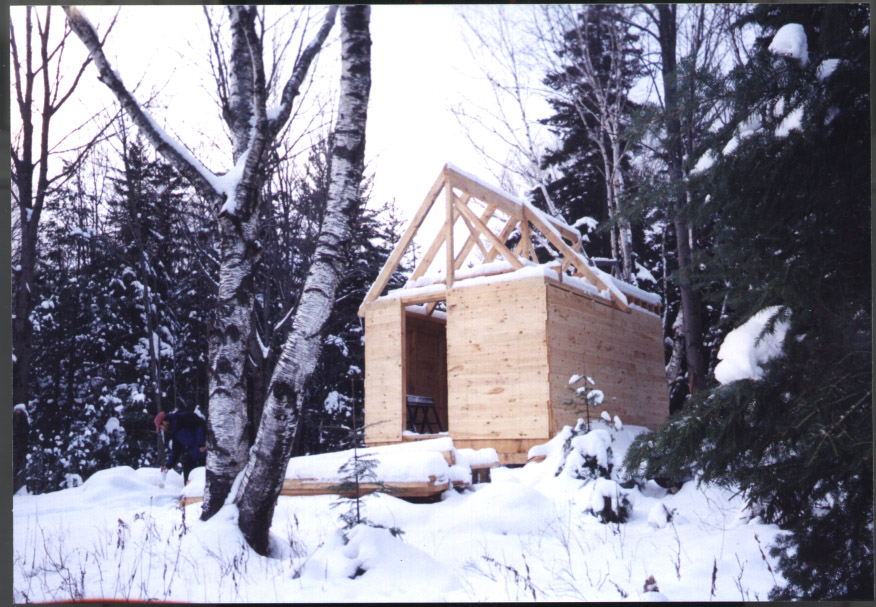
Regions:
[[769, 23, 809, 65], [714, 306, 791, 384], [297, 525, 460, 601], [14, 419, 787, 603]]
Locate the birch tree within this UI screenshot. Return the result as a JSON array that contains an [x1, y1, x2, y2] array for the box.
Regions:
[[453, 7, 557, 205], [64, 5, 372, 552], [539, 4, 642, 282], [63, 4, 339, 518], [235, 5, 371, 554]]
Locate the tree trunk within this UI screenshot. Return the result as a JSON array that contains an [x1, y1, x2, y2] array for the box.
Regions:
[[655, 4, 707, 394], [12, 6, 95, 486], [610, 139, 634, 283], [64, 5, 339, 519], [235, 5, 372, 556]]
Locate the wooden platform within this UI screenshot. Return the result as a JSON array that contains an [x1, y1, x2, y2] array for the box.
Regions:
[[180, 475, 470, 508], [178, 439, 499, 508]]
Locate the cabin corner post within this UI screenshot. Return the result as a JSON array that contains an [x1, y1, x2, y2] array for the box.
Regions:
[[443, 167, 455, 288]]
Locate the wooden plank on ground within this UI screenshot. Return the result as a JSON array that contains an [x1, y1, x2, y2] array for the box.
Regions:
[[281, 477, 449, 498]]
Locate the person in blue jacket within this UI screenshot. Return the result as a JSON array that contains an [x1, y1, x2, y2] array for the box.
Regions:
[[154, 409, 207, 484]]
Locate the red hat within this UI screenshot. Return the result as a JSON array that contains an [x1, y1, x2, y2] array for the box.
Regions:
[[154, 411, 167, 432]]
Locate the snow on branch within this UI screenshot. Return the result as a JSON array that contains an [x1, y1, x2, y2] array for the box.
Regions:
[[63, 6, 222, 200]]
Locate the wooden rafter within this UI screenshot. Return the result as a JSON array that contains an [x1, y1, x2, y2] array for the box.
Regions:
[[454, 197, 523, 270], [520, 221, 533, 261], [454, 203, 491, 261], [359, 164, 640, 317], [454, 204, 496, 270], [486, 216, 520, 262], [444, 167, 455, 287], [445, 167, 580, 245], [521, 206, 628, 311], [359, 171, 446, 316]]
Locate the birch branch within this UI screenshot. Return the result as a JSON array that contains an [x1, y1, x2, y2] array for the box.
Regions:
[[268, 5, 338, 138], [63, 5, 221, 200]]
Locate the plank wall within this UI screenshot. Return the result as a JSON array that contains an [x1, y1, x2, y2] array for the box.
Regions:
[[405, 312, 448, 431], [546, 280, 669, 431], [446, 277, 552, 441], [363, 298, 406, 444]]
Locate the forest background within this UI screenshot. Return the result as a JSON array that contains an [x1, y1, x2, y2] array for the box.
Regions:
[[9, 3, 872, 600]]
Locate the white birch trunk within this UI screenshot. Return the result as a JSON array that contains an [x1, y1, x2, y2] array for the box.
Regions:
[[235, 5, 371, 555], [64, 5, 339, 519], [610, 139, 634, 283]]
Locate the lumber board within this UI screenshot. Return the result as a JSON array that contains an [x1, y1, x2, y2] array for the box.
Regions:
[[281, 477, 450, 498], [544, 282, 668, 432], [444, 170, 455, 287], [410, 223, 447, 283], [454, 205, 497, 270], [446, 279, 551, 441], [409, 194, 472, 284], [455, 200, 491, 260], [359, 170, 446, 316], [445, 166, 580, 244], [364, 299, 406, 443], [520, 221, 534, 261], [454, 196, 524, 269], [486, 216, 520, 262], [395, 289, 449, 306], [522, 205, 628, 311]]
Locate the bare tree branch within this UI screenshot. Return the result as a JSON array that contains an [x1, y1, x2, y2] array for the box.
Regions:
[[63, 5, 221, 200], [267, 5, 338, 138]]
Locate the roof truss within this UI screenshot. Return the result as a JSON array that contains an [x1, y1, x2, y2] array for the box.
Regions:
[[359, 164, 649, 317]]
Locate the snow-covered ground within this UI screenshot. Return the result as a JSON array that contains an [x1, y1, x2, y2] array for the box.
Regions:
[[13, 421, 786, 603]]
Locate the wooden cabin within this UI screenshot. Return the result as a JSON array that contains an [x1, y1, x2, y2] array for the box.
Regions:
[[358, 164, 669, 464]]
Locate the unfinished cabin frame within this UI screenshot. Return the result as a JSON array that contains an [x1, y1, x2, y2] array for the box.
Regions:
[[359, 164, 668, 464]]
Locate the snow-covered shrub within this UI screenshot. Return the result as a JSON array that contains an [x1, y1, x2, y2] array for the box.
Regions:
[[647, 502, 675, 529], [583, 477, 632, 524], [551, 414, 634, 525], [563, 428, 614, 481]]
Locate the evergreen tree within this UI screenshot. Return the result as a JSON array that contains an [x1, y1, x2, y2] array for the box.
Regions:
[[539, 4, 644, 275], [24, 138, 215, 494], [626, 4, 872, 600]]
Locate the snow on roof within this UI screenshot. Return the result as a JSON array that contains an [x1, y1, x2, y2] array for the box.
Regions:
[[769, 23, 809, 65], [388, 255, 661, 309], [445, 162, 577, 240], [370, 163, 660, 312]]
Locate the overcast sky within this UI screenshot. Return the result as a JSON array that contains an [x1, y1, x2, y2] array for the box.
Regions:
[[14, 5, 526, 251]]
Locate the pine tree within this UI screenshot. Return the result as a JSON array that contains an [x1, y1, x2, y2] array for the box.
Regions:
[[23, 138, 215, 494], [539, 4, 644, 276], [626, 4, 872, 600]]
